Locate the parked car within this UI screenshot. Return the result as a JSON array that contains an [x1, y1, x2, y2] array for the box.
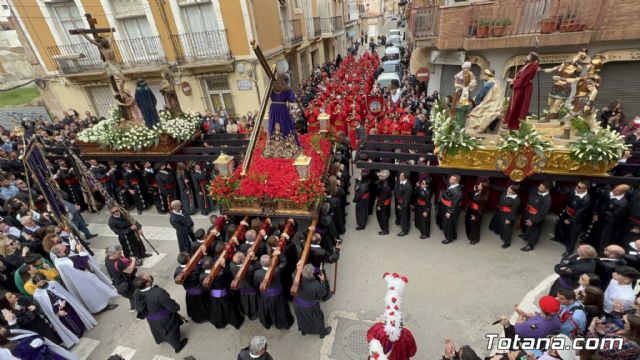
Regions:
[[382, 60, 403, 77], [376, 72, 401, 90], [384, 46, 401, 61]]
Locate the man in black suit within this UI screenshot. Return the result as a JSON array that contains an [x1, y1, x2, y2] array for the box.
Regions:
[[394, 172, 412, 236], [548, 244, 597, 295], [237, 336, 273, 360], [521, 182, 552, 252], [588, 184, 630, 254], [554, 180, 592, 257], [375, 170, 392, 235], [169, 200, 196, 253], [438, 174, 463, 245]]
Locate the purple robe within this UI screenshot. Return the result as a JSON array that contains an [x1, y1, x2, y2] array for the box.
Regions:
[[268, 90, 300, 145], [12, 335, 67, 360], [47, 291, 86, 337]]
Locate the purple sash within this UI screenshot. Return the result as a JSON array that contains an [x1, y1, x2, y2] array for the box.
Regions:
[[313, 266, 321, 275], [186, 287, 203, 296], [147, 308, 170, 321], [558, 276, 572, 289], [294, 297, 319, 308], [263, 285, 282, 297], [210, 289, 228, 298], [239, 287, 258, 295]]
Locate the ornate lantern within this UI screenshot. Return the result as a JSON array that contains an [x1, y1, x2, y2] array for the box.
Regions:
[[318, 112, 329, 133], [293, 155, 312, 180], [214, 153, 235, 178]]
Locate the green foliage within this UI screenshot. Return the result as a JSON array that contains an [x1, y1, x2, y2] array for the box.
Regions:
[[498, 121, 551, 158], [570, 127, 629, 164], [431, 106, 478, 156], [0, 87, 40, 107], [570, 116, 591, 137]]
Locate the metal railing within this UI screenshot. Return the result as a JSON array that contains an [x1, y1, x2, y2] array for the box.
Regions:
[[46, 42, 104, 74], [171, 30, 232, 64], [306, 17, 322, 38], [114, 36, 166, 69], [411, 5, 439, 38], [320, 17, 334, 34], [332, 16, 344, 32], [282, 19, 303, 46], [462, 0, 603, 38]]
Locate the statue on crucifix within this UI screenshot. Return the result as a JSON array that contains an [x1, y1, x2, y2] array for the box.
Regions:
[[76, 27, 125, 94]]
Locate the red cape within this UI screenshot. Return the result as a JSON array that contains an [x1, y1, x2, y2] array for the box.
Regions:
[[367, 322, 417, 360]]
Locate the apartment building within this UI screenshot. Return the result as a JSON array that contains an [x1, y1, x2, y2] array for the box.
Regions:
[[406, 0, 640, 116], [9, 0, 361, 117]]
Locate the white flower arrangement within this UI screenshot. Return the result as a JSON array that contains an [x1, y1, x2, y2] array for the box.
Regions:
[[430, 104, 478, 156], [570, 127, 629, 164], [498, 121, 551, 158], [77, 108, 199, 151]]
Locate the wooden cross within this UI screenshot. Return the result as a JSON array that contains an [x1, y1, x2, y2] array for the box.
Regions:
[[69, 14, 119, 94], [241, 41, 277, 176]]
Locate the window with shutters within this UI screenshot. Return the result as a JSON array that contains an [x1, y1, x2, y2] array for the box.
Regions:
[[202, 75, 235, 117], [85, 86, 114, 118], [48, 2, 84, 45], [176, 0, 228, 61], [180, 1, 219, 33]]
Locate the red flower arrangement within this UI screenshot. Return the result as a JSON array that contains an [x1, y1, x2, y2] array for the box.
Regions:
[[208, 175, 239, 208], [233, 133, 331, 202]]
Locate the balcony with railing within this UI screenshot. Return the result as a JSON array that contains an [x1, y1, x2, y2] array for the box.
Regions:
[[46, 36, 167, 75], [332, 16, 344, 32], [409, 4, 439, 40], [171, 30, 232, 65], [306, 17, 322, 39], [282, 19, 303, 47], [320, 17, 334, 35]]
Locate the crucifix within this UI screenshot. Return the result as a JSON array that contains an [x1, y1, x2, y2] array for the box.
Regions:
[[241, 41, 277, 176], [69, 13, 129, 119]]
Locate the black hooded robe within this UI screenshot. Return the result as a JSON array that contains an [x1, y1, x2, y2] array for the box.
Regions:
[[293, 278, 328, 335], [134, 286, 183, 350]]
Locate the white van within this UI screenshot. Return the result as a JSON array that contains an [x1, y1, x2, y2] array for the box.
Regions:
[[387, 35, 402, 48], [384, 46, 400, 61], [389, 29, 402, 37], [376, 72, 401, 89]]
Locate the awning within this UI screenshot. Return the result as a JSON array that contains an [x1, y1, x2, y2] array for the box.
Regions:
[[409, 47, 429, 75], [347, 25, 357, 38], [430, 51, 466, 65]]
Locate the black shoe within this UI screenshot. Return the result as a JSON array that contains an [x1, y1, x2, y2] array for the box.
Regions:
[[395, 220, 400, 225], [501, 243, 511, 249], [441, 239, 453, 244], [142, 253, 153, 258], [378, 231, 389, 235], [103, 303, 118, 312], [518, 234, 524, 239], [419, 235, 428, 239], [85, 233, 98, 239], [135, 259, 143, 266], [355, 226, 365, 230], [301, 331, 306, 336], [175, 338, 189, 353], [561, 251, 570, 257], [470, 240, 478, 245], [320, 326, 332, 339], [397, 232, 407, 237], [520, 245, 534, 252], [137, 210, 143, 215]]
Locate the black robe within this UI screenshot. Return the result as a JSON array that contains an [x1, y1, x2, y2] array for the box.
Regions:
[[124, 169, 147, 213], [134, 285, 183, 350], [200, 269, 244, 329], [623, 190, 640, 244], [107, 215, 146, 258], [437, 185, 463, 241], [253, 261, 294, 330], [554, 191, 591, 254], [353, 180, 370, 229], [190, 170, 213, 215], [142, 167, 165, 213], [174, 265, 208, 323], [230, 262, 260, 320], [169, 212, 196, 253], [489, 193, 520, 245], [293, 278, 328, 335], [375, 180, 392, 233], [176, 171, 195, 215], [588, 189, 628, 253], [414, 186, 431, 237], [522, 191, 551, 247], [394, 180, 412, 233], [7, 297, 61, 345], [156, 170, 178, 206], [464, 191, 486, 243]]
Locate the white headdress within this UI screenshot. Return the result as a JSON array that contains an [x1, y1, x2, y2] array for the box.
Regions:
[[382, 272, 408, 341]]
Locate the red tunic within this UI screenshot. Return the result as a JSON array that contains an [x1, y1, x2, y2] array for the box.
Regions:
[[367, 323, 417, 360], [504, 61, 540, 130]]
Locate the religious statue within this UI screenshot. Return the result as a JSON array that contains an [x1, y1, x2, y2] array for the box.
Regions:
[[160, 70, 181, 117], [452, 61, 476, 127], [263, 70, 301, 158], [465, 69, 502, 134], [503, 52, 540, 130], [115, 89, 144, 125], [557, 54, 606, 138], [539, 49, 588, 122], [78, 27, 124, 94], [134, 78, 160, 129]]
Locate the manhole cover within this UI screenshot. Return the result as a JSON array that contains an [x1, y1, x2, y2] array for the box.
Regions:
[[340, 324, 370, 359]]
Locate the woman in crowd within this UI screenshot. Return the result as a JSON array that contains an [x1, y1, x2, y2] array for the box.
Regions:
[[0, 290, 61, 344]]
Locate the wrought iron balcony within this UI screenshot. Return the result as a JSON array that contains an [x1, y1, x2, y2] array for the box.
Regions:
[[282, 19, 303, 46], [46, 42, 105, 75], [332, 16, 344, 32], [306, 17, 322, 38], [171, 30, 232, 65], [320, 17, 334, 34], [410, 4, 439, 38]]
